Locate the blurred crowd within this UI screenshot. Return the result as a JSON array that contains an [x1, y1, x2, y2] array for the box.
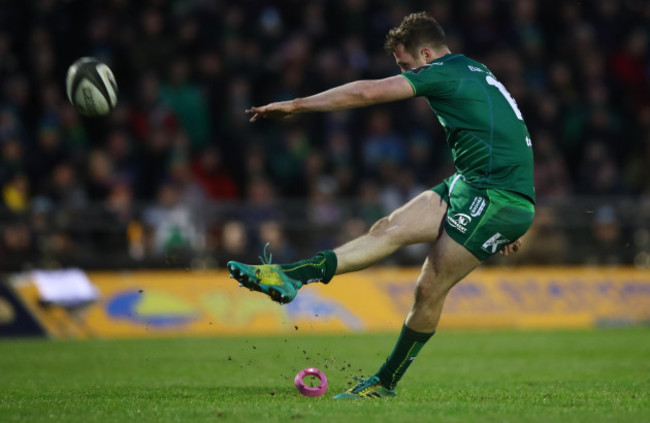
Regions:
[[0, 0, 649, 270]]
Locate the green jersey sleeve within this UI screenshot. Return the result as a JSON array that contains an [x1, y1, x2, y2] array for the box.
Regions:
[[402, 63, 458, 98]]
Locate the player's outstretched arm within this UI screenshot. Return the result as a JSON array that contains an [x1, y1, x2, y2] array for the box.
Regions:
[[245, 75, 414, 122]]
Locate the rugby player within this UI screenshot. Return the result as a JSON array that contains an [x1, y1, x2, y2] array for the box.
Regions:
[[229, 12, 535, 399]]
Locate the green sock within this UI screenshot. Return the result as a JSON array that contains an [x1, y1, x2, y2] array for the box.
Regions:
[[280, 250, 337, 284], [375, 324, 434, 390]]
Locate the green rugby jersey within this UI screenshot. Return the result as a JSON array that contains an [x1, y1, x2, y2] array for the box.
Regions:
[[402, 53, 535, 202]]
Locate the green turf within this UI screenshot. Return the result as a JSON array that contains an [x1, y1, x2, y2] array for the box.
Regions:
[[1, 328, 649, 423]]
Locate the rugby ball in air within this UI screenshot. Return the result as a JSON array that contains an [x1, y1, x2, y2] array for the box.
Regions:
[[65, 57, 118, 116]]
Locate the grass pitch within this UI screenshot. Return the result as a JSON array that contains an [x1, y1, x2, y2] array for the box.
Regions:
[[1, 328, 649, 423]]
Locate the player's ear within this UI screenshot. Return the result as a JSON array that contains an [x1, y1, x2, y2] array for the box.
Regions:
[[420, 47, 432, 62]]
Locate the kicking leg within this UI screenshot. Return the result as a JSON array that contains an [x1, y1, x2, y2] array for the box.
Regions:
[[334, 190, 447, 274], [228, 190, 448, 303]]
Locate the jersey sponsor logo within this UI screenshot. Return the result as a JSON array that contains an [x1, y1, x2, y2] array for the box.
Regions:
[[447, 213, 472, 233], [469, 197, 487, 217], [467, 65, 484, 73], [481, 233, 511, 254]]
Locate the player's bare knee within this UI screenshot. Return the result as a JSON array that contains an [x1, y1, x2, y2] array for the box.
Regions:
[[370, 213, 409, 245], [413, 277, 449, 305], [368, 216, 389, 235], [368, 216, 403, 244]]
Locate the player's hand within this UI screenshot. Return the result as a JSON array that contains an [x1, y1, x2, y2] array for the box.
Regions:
[[245, 101, 296, 122], [500, 238, 522, 256]]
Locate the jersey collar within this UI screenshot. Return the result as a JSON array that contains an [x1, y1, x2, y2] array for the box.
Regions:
[[430, 53, 462, 64]]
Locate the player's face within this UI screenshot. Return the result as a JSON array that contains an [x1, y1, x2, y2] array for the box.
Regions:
[[392, 44, 426, 73]]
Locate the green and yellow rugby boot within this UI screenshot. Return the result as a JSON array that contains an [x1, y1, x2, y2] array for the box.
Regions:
[[227, 261, 302, 304], [227, 245, 302, 304], [333, 376, 397, 399]]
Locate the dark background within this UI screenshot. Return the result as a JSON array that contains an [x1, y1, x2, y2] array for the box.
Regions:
[[0, 0, 648, 270]]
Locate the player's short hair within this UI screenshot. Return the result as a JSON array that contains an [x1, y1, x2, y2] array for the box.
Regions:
[[384, 12, 447, 56]]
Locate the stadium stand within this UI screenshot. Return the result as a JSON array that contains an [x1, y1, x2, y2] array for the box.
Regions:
[[0, 0, 648, 270]]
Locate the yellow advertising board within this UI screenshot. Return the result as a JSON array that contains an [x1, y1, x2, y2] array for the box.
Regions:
[[11, 267, 650, 338]]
